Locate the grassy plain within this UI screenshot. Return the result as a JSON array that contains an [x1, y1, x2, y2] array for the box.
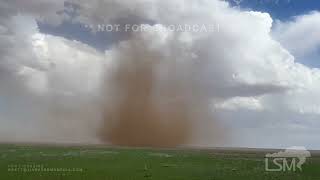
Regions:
[[0, 144, 319, 180]]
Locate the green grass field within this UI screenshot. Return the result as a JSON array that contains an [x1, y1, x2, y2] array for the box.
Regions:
[[0, 144, 319, 180]]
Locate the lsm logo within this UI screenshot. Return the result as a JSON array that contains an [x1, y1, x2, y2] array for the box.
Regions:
[[265, 146, 311, 172]]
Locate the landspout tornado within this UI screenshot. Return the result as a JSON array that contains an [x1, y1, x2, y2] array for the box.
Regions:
[[100, 56, 191, 147], [99, 33, 223, 147]]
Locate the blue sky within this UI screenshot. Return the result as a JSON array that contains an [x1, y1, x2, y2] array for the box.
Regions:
[[229, 0, 320, 20]]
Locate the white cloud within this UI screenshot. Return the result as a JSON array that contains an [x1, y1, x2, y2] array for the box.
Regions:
[[273, 11, 320, 64], [0, 15, 106, 144], [0, 0, 65, 24], [214, 97, 264, 111]]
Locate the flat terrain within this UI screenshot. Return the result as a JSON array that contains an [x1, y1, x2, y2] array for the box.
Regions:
[[0, 144, 319, 180]]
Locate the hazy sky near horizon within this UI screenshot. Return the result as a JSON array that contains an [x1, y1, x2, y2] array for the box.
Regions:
[[0, 0, 320, 149]]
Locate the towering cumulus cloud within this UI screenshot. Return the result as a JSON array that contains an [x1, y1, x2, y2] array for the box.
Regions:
[[0, 0, 320, 148]]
